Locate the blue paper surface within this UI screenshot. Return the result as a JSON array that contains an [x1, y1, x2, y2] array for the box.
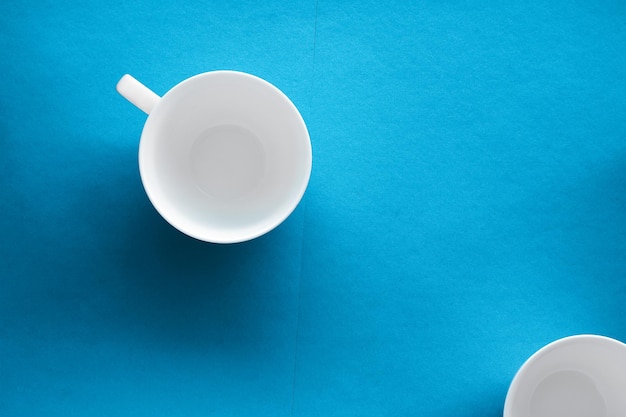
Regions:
[[1, 0, 626, 416]]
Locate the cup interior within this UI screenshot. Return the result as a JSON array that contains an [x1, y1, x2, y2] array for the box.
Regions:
[[138, 71, 311, 243], [503, 335, 626, 417]]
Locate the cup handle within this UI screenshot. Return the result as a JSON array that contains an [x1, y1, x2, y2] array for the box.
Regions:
[[116, 74, 161, 115]]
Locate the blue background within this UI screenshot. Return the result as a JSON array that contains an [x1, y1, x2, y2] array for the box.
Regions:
[[1, 0, 626, 415]]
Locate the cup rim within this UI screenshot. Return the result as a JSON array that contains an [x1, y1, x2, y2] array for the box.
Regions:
[[138, 70, 312, 243], [503, 334, 626, 417]]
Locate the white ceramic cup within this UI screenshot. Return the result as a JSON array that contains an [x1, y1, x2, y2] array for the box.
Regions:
[[116, 71, 312, 243], [503, 335, 626, 417]]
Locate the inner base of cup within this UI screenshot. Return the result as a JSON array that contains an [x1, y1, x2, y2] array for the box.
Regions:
[[190, 124, 265, 201], [530, 370, 606, 417]]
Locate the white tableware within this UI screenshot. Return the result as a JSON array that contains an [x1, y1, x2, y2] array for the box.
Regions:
[[504, 334, 626, 417], [116, 71, 312, 243]]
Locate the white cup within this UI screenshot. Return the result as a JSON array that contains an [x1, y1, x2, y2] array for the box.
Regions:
[[504, 335, 626, 417], [116, 71, 312, 243]]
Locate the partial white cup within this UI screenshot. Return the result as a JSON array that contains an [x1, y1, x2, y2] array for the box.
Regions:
[[116, 71, 312, 243], [504, 335, 626, 417]]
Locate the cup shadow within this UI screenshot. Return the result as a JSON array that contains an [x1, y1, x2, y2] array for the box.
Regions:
[[442, 392, 505, 417], [77, 147, 305, 357], [116, 205, 303, 355]]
